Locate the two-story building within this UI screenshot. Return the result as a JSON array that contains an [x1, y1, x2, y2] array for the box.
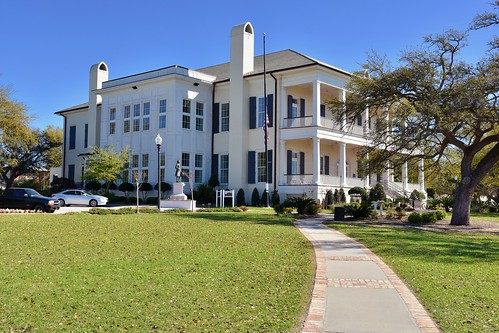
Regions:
[[56, 22, 424, 203]]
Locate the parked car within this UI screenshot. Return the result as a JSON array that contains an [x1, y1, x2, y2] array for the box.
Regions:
[[0, 187, 60, 213], [52, 190, 108, 207]]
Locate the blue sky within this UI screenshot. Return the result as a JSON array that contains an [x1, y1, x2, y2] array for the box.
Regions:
[[0, 0, 495, 130]]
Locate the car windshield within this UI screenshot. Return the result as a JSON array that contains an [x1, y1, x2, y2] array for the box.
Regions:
[[25, 189, 42, 197]]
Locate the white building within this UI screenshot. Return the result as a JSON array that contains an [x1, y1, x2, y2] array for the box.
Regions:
[[56, 22, 424, 203]]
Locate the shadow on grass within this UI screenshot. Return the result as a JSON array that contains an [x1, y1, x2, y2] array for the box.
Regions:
[[174, 211, 297, 227], [325, 222, 499, 264]]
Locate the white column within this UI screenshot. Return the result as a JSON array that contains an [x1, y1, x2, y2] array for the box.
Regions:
[[419, 158, 425, 193], [280, 85, 286, 128], [313, 138, 320, 184], [340, 90, 347, 131], [402, 161, 408, 194], [312, 82, 321, 126], [280, 140, 286, 185], [385, 161, 391, 184], [363, 152, 370, 188], [340, 143, 346, 187], [364, 106, 370, 135]]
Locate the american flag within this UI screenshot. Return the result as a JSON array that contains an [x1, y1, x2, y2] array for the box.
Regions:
[[263, 112, 270, 145]]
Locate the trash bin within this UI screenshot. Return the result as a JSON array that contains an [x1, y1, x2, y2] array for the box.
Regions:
[[334, 206, 345, 221]]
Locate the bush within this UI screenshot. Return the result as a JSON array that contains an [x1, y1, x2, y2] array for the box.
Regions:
[[324, 190, 334, 207], [194, 183, 216, 204], [208, 175, 219, 188], [85, 181, 102, 193], [51, 177, 76, 193], [369, 183, 386, 202], [271, 190, 280, 206], [274, 196, 320, 216], [343, 202, 373, 219], [435, 210, 446, 220], [339, 188, 347, 203], [261, 190, 269, 207], [251, 188, 260, 206], [440, 195, 454, 212], [348, 187, 367, 202], [408, 212, 423, 223], [421, 212, 438, 223], [236, 188, 246, 206]]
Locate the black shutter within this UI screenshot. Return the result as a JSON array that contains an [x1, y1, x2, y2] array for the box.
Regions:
[[267, 149, 273, 183], [287, 95, 293, 118], [212, 154, 219, 180], [325, 156, 330, 175], [287, 150, 292, 174], [300, 152, 305, 175], [249, 97, 257, 129], [320, 104, 326, 117], [300, 98, 305, 117], [213, 103, 220, 134], [248, 151, 256, 184], [267, 94, 274, 127]]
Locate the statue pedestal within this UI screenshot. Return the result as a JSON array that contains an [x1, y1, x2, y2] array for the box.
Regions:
[[160, 182, 195, 210]]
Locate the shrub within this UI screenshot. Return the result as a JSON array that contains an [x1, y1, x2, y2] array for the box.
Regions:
[[343, 202, 373, 219], [107, 182, 118, 190], [194, 183, 216, 204], [435, 210, 446, 220], [333, 189, 340, 203], [421, 212, 438, 223], [271, 190, 280, 206], [51, 177, 76, 192], [324, 190, 334, 207], [261, 190, 269, 207], [348, 187, 367, 202], [339, 188, 347, 203], [208, 175, 219, 188], [369, 183, 386, 202], [274, 196, 319, 216], [440, 195, 454, 212], [408, 212, 423, 223], [426, 188, 436, 198], [85, 181, 102, 193], [251, 188, 260, 206], [236, 188, 246, 206]]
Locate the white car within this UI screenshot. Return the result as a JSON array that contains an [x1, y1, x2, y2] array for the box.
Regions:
[[52, 190, 108, 207]]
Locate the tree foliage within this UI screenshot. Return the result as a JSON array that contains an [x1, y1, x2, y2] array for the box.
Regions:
[[82, 146, 130, 189], [327, 11, 498, 225]]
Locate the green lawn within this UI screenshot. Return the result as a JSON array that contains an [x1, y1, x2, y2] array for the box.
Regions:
[[326, 222, 498, 333], [0, 212, 315, 332]]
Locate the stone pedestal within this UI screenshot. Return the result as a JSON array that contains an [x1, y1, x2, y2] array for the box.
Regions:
[[169, 182, 187, 200], [160, 182, 196, 210]]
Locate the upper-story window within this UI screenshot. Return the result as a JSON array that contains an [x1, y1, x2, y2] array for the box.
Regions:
[[109, 108, 116, 135], [258, 97, 266, 127], [124, 105, 130, 119], [159, 99, 167, 129], [291, 98, 298, 118], [221, 103, 229, 132], [133, 104, 140, 117], [143, 102, 150, 116], [195, 102, 204, 131], [124, 105, 131, 133], [182, 99, 191, 129], [110, 108, 116, 121], [69, 126, 76, 150]]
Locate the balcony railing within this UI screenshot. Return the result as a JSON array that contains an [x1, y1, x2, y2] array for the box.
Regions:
[[283, 116, 313, 128], [284, 174, 314, 185], [282, 174, 365, 187]]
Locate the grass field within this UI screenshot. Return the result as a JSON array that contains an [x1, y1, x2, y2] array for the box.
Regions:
[[0, 212, 315, 332], [326, 222, 498, 333]]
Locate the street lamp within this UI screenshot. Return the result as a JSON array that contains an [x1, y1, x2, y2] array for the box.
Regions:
[[155, 134, 163, 210]]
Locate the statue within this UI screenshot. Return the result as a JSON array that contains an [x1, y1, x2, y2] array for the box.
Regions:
[[175, 160, 181, 182]]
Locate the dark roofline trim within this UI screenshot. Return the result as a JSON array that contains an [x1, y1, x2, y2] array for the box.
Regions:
[[54, 105, 90, 115]]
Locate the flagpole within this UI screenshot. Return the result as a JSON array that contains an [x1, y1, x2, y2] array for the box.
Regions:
[[263, 32, 269, 207]]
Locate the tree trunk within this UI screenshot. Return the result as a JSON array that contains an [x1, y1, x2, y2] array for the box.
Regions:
[[450, 183, 474, 225]]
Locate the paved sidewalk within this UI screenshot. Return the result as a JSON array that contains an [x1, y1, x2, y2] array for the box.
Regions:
[[296, 218, 440, 333]]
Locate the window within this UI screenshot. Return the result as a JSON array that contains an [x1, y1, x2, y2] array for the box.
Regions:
[[124, 105, 131, 118], [131, 155, 139, 168], [257, 152, 267, 182], [124, 120, 130, 133], [110, 108, 116, 120], [291, 98, 298, 118], [142, 117, 150, 131], [68, 164, 75, 181], [356, 115, 363, 126], [109, 122, 116, 135], [221, 103, 229, 132], [220, 155, 229, 184], [181, 152, 190, 182], [84, 124, 88, 148], [258, 97, 265, 127], [196, 102, 204, 131], [142, 169, 149, 182], [142, 154, 149, 168], [195, 154, 203, 184], [159, 99, 167, 129], [182, 99, 191, 129], [133, 104, 140, 117], [182, 115, 190, 129], [133, 119, 140, 132], [143, 102, 150, 116], [69, 126, 76, 150]]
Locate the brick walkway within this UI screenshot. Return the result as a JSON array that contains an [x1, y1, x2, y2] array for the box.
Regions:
[[295, 218, 441, 333]]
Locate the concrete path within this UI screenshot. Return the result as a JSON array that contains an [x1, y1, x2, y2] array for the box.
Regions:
[[295, 218, 440, 333]]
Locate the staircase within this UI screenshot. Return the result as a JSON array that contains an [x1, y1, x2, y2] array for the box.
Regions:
[[380, 180, 407, 200]]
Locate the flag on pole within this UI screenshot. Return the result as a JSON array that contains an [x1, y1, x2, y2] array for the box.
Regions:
[[263, 111, 270, 145]]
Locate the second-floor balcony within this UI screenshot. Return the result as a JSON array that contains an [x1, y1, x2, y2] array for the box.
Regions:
[[282, 116, 365, 136]]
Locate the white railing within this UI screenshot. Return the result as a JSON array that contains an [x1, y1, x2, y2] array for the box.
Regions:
[[320, 175, 341, 185], [346, 177, 365, 187], [318, 117, 342, 130], [283, 174, 314, 185], [282, 116, 313, 128]]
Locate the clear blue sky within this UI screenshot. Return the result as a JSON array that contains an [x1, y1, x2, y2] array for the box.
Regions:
[[0, 0, 495, 130]]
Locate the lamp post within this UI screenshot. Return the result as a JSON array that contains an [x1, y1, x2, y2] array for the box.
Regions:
[[155, 134, 163, 210]]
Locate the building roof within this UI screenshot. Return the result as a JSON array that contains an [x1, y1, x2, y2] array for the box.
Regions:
[[197, 49, 351, 82], [55, 102, 89, 115]]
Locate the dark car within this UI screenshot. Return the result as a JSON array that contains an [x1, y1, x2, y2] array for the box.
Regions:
[[0, 187, 60, 213]]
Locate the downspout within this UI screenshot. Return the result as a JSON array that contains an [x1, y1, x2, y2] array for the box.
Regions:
[[61, 114, 67, 178], [211, 82, 217, 177], [270, 72, 278, 191]]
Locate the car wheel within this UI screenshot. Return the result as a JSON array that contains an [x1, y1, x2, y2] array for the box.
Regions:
[[34, 204, 45, 213], [89, 199, 98, 207], [59, 199, 65, 207]]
